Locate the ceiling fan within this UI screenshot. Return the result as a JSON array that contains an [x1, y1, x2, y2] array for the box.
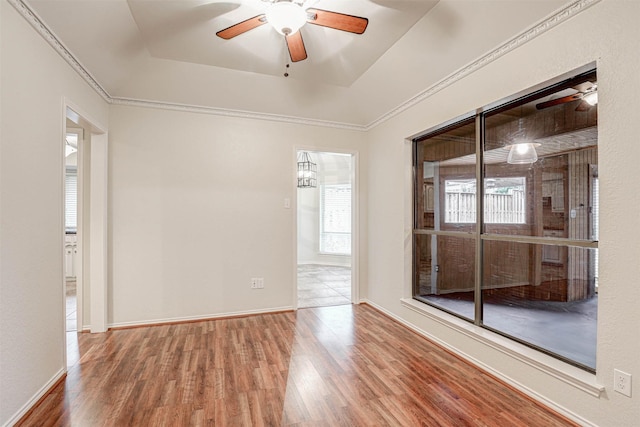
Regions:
[[216, 0, 368, 63], [536, 81, 598, 111]]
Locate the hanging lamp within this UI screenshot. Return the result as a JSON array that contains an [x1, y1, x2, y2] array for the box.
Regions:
[[297, 152, 317, 188]]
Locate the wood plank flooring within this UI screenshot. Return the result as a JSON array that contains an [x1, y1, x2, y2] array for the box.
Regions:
[[18, 304, 577, 426]]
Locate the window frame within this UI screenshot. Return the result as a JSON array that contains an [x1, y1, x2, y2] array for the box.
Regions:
[[412, 67, 599, 372]]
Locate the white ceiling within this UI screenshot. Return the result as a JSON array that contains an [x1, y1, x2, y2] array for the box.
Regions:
[[22, 0, 571, 126]]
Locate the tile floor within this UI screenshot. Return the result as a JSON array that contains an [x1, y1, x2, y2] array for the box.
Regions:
[[297, 264, 352, 308], [422, 294, 597, 370], [66, 280, 77, 332]]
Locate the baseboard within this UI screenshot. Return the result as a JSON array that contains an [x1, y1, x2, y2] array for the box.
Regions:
[[361, 298, 598, 427], [3, 368, 66, 427], [108, 306, 295, 329]]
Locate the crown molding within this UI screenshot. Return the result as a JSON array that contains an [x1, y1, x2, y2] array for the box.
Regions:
[[109, 97, 367, 131], [364, 0, 602, 130], [11, 0, 600, 132], [8, 0, 110, 102]]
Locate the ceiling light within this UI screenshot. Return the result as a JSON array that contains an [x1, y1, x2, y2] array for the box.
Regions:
[[266, 1, 308, 35], [297, 151, 317, 188], [583, 91, 598, 106], [506, 142, 541, 164]]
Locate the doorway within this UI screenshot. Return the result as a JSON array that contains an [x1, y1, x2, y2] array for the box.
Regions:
[[64, 127, 82, 334], [63, 102, 109, 369], [296, 150, 355, 308]]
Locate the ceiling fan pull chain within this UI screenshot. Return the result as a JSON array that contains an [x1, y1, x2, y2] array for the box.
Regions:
[[282, 36, 291, 78]]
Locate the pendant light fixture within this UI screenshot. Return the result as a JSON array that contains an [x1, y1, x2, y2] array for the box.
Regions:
[[297, 151, 317, 188], [505, 114, 540, 165], [506, 142, 541, 164]]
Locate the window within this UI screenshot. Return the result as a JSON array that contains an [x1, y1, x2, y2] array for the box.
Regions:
[[320, 184, 351, 255], [413, 68, 599, 371], [65, 129, 81, 234], [445, 178, 526, 224], [65, 169, 77, 233]]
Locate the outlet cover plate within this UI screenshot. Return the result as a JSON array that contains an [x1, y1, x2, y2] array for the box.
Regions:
[[614, 369, 632, 397]]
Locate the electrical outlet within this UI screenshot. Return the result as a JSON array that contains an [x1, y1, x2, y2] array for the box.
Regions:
[[614, 369, 632, 397]]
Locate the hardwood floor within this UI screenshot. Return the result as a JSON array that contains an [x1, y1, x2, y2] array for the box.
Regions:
[[18, 304, 577, 426]]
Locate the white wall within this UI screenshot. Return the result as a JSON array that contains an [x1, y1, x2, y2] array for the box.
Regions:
[[297, 184, 320, 263], [366, 1, 640, 425], [108, 105, 366, 326], [5, 0, 639, 425], [0, 1, 109, 424]]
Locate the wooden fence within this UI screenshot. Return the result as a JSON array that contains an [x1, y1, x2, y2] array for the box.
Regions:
[[445, 190, 525, 224]]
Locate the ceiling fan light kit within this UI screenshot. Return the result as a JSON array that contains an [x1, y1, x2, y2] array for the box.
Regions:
[[535, 82, 598, 111], [216, 0, 368, 65], [583, 91, 598, 106], [265, 1, 308, 35]]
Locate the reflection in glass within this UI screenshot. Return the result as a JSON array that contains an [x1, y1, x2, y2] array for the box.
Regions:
[[444, 177, 527, 225], [414, 234, 475, 321], [415, 119, 476, 231], [412, 69, 599, 370], [482, 240, 597, 369], [483, 91, 598, 239]]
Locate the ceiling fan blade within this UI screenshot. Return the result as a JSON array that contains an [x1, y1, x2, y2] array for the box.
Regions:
[[306, 8, 368, 34], [535, 93, 584, 110], [216, 15, 266, 39], [286, 31, 307, 62]]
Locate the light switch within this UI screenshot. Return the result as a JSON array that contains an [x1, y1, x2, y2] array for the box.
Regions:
[[284, 198, 291, 209]]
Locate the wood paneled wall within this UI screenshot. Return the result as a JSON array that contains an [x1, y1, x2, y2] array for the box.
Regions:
[[567, 147, 598, 300], [414, 101, 597, 301]]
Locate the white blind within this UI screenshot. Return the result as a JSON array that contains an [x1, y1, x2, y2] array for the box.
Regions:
[[65, 171, 77, 232], [320, 184, 351, 255]]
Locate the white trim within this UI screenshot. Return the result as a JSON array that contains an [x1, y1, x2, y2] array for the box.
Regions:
[[89, 133, 108, 333], [360, 298, 602, 426], [292, 146, 299, 310], [365, 0, 602, 129], [1, 368, 65, 427], [108, 306, 294, 329], [8, 0, 109, 101], [350, 152, 360, 305], [10, 0, 601, 131], [110, 97, 365, 132], [75, 127, 84, 333], [63, 98, 109, 337]]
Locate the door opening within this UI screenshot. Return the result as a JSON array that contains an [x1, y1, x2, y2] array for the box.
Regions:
[[65, 127, 82, 336], [296, 150, 355, 308], [63, 102, 108, 370]]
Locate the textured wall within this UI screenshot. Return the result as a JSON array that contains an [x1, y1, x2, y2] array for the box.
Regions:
[[0, 2, 109, 424], [367, 1, 640, 425]]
